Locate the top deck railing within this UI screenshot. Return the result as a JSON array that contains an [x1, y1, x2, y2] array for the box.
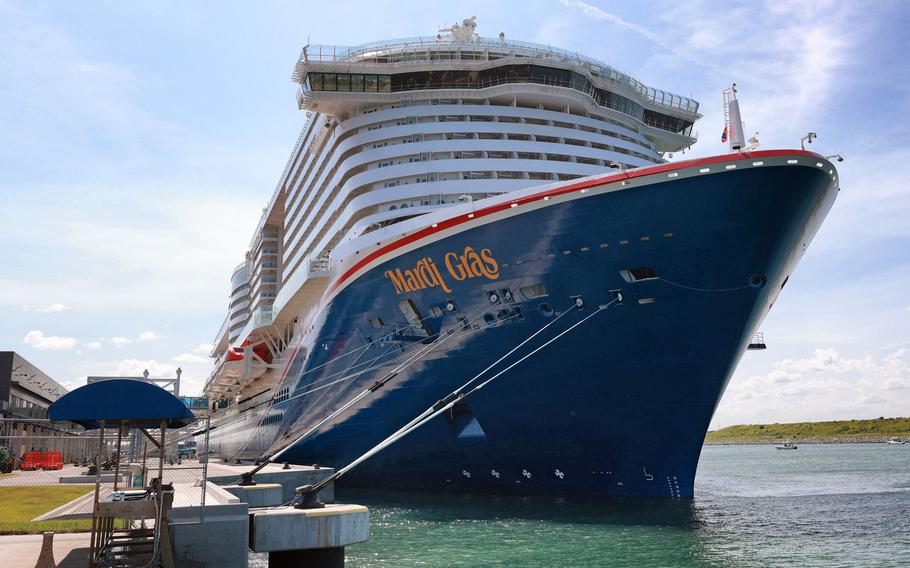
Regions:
[[299, 36, 698, 114]]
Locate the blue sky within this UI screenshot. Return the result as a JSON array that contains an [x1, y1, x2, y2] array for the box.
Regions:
[[1, 0, 908, 428]]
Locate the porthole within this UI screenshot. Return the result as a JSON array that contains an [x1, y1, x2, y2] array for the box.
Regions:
[[538, 303, 555, 317]]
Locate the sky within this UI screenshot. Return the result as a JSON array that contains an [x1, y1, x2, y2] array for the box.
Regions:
[[1, 0, 908, 428]]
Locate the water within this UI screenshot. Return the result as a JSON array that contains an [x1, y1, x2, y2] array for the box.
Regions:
[[254, 444, 910, 567]]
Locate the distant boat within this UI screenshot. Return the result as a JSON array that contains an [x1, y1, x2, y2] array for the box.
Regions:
[[776, 441, 798, 450], [885, 438, 906, 445]]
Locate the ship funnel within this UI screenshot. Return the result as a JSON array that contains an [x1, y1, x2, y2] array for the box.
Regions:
[[723, 84, 746, 151]]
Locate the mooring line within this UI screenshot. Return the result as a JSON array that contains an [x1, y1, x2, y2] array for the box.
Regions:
[[656, 277, 751, 293], [301, 298, 614, 498], [237, 302, 495, 480], [257, 309, 528, 458]]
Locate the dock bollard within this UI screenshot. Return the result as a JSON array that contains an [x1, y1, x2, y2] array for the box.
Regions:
[[293, 485, 325, 509], [34, 532, 56, 568]]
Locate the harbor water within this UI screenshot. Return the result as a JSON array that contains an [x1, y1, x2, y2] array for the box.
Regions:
[[254, 444, 910, 567]]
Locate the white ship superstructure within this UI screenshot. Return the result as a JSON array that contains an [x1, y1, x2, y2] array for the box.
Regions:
[[204, 21, 700, 417]]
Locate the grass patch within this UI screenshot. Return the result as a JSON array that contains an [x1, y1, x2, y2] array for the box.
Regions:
[[0, 485, 94, 534], [706, 417, 910, 441]]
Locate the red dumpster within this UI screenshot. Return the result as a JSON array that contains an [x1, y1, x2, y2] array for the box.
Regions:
[[42, 451, 64, 470], [20, 451, 44, 471]]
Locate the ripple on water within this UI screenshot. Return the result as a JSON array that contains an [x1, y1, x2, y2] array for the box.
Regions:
[[249, 444, 910, 567]]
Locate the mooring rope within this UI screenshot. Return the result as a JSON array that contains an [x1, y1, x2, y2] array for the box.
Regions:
[[239, 302, 496, 479], [225, 301, 489, 462], [656, 276, 752, 293], [294, 302, 454, 381], [302, 297, 615, 497]]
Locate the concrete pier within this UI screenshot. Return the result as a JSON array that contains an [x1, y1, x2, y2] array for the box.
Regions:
[[221, 482, 284, 507], [250, 504, 370, 568], [206, 461, 335, 504], [7, 460, 367, 568]]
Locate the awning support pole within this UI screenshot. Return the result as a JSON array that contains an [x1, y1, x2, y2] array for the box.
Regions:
[[89, 419, 105, 566]]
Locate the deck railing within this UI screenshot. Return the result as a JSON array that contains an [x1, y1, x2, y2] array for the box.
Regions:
[[299, 36, 698, 114]]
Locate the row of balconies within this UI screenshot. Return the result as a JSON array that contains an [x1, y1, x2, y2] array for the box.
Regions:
[[280, 101, 660, 232], [282, 136, 653, 264], [282, 121, 655, 237]]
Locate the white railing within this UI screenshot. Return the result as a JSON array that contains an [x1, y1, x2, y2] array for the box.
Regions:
[[298, 36, 698, 114], [307, 255, 333, 274]]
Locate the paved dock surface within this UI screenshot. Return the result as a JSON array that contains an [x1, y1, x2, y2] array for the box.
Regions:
[[0, 533, 91, 568]]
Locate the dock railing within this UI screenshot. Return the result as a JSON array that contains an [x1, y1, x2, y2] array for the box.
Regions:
[[0, 416, 212, 535]]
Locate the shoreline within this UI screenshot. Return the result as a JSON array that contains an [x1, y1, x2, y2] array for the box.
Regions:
[[705, 436, 908, 445]]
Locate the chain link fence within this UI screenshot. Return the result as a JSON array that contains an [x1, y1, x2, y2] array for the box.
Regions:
[[0, 417, 210, 534]]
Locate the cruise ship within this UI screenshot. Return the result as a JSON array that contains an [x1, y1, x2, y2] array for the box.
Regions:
[[202, 19, 839, 498]]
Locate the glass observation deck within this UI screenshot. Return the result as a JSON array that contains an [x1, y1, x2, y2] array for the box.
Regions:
[[294, 36, 699, 116]]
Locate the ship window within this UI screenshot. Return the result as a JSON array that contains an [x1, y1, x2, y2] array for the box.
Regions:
[[309, 73, 323, 91], [620, 267, 658, 282], [369, 317, 384, 329], [323, 73, 337, 91], [378, 75, 391, 93], [365, 74, 378, 92], [351, 74, 364, 92], [520, 284, 548, 299], [337, 73, 351, 91]]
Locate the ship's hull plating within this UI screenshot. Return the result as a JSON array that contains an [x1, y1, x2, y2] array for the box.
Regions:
[[208, 152, 837, 498]]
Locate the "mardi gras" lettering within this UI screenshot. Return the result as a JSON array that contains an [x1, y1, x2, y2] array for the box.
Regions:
[[384, 246, 499, 295]]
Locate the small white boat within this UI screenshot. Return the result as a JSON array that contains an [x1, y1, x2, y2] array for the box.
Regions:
[[776, 441, 798, 450], [885, 438, 906, 445]]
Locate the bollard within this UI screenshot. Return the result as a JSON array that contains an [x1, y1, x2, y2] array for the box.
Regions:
[[34, 532, 56, 568]]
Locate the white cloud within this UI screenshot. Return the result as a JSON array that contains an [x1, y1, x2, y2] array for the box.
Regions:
[[111, 358, 208, 396], [21, 302, 70, 313], [85, 341, 102, 350], [172, 353, 208, 364], [110, 336, 132, 348], [558, 0, 703, 65], [715, 347, 910, 427], [137, 331, 161, 343], [193, 342, 214, 354], [22, 330, 78, 351], [61, 376, 88, 392], [774, 347, 874, 375], [115, 358, 176, 377], [659, 0, 862, 155]]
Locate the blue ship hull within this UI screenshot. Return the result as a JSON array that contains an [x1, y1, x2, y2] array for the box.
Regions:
[[211, 152, 838, 498]]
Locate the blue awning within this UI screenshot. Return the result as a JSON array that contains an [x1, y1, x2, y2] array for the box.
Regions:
[[49, 379, 195, 429]]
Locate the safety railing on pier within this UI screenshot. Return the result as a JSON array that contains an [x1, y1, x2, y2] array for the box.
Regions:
[[0, 417, 212, 534]]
